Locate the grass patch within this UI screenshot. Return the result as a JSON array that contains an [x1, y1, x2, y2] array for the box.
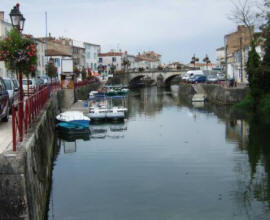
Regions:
[[234, 95, 254, 112]]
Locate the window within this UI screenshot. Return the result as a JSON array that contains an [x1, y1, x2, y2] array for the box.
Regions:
[[112, 57, 116, 62], [87, 52, 90, 59], [3, 79, 12, 90], [99, 58, 103, 63]]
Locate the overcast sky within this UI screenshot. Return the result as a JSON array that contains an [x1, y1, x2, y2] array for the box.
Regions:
[[2, 0, 237, 63]]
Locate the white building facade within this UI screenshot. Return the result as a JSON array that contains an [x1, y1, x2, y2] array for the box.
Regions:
[[216, 47, 225, 69], [134, 51, 162, 70], [84, 42, 101, 72], [0, 11, 12, 77], [228, 44, 264, 83], [35, 39, 46, 77], [98, 51, 123, 73]]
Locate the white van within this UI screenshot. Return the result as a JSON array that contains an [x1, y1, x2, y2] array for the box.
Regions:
[[181, 70, 205, 82]]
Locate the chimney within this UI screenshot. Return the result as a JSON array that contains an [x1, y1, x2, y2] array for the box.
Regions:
[[0, 11, 4, 21], [237, 25, 245, 32]]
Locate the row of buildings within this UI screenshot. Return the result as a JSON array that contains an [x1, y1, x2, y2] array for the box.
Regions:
[[216, 25, 264, 83], [0, 11, 162, 79]]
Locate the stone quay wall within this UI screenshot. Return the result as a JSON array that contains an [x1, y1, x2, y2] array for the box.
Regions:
[[0, 91, 63, 220], [0, 82, 101, 220], [74, 82, 101, 101], [179, 83, 248, 105]]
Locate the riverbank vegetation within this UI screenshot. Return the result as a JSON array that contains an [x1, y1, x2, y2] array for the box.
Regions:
[[233, 0, 270, 124]]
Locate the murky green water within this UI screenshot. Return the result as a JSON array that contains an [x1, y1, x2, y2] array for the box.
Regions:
[[47, 86, 270, 220]]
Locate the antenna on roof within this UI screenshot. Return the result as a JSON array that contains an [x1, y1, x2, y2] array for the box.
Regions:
[[45, 11, 48, 72]]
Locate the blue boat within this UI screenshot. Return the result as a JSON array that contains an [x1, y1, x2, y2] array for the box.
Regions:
[[56, 122, 90, 135], [56, 111, 90, 127]]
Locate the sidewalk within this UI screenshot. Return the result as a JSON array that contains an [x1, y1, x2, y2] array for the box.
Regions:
[[0, 115, 12, 154]]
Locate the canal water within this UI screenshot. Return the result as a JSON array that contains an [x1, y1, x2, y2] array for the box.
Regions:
[[47, 86, 270, 220]]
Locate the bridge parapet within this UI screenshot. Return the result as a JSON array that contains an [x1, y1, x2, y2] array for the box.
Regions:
[[128, 70, 187, 83]]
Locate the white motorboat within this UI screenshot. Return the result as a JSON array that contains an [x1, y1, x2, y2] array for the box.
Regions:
[[88, 107, 108, 120], [56, 111, 90, 127], [106, 107, 125, 120]]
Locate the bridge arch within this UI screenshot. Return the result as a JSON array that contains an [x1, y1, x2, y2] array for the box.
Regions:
[[128, 75, 145, 86], [164, 74, 180, 87]]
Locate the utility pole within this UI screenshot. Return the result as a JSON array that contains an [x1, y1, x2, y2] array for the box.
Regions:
[[224, 36, 228, 81], [45, 12, 48, 75], [240, 37, 243, 83]]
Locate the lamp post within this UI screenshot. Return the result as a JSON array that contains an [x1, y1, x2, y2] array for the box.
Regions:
[[9, 3, 25, 142], [9, 3, 25, 104], [203, 54, 211, 71], [190, 54, 199, 70]]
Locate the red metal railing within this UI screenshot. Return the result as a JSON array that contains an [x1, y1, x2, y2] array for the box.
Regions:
[[74, 78, 100, 88], [74, 80, 88, 88], [11, 85, 56, 152], [50, 82, 61, 91]]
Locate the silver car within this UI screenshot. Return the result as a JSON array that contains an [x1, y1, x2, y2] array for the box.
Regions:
[[2, 77, 17, 108], [206, 75, 218, 83]]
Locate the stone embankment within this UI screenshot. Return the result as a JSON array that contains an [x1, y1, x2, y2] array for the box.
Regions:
[[178, 82, 248, 105], [0, 91, 63, 220], [0, 82, 100, 220]]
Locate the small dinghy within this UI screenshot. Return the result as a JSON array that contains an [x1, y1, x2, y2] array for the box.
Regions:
[[56, 111, 90, 127]]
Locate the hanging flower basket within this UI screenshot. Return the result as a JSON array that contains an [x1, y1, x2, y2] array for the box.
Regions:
[[0, 28, 37, 77]]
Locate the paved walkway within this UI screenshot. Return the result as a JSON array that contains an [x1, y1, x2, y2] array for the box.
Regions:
[[0, 115, 12, 154]]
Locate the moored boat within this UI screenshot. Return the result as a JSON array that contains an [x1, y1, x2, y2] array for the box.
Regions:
[[88, 107, 108, 120], [106, 107, 125, 120], [56, 122, 90, 135], [56, 111, 90, 127]]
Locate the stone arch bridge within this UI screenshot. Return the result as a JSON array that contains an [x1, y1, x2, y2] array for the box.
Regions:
[[127, 70, 186, 87]]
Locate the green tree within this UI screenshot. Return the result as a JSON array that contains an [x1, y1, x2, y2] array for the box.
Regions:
[[110, 65, 116, 74], [47, 61, 58, 84], [81, 67, 87, 80], [246, 42, 262, 110], [122, 58, 130, 72], [260, 14, 270, 94], [73, 66, 80, 78]]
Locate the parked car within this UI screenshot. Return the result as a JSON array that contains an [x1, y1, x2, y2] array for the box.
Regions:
[[181, 73, 192, 82], [36, 78, 46, 90], [11, 78, 20, 106], [2, 77, 19, 108], [23, 78, 37, 96], [182, 70, 205, 82], [189, 75, 207, 84], [0, 77, 10, 122], [206, 74, 219, 84], [41, 76, 49, 85], [217, 73, 226, 81]]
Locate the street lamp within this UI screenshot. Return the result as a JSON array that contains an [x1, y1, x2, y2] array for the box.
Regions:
[[9, 3, 25, 33], [203, 54, 211, 71], [9, 3, 25, 142], [190, 54, 199, 69]]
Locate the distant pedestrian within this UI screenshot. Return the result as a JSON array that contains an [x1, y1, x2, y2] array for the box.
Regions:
[[229, 77, 235, 87]]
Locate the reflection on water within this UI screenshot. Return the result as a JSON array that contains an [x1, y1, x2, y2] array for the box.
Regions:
[[90, 122, 128, 139], [48, 86, 270, 220]]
